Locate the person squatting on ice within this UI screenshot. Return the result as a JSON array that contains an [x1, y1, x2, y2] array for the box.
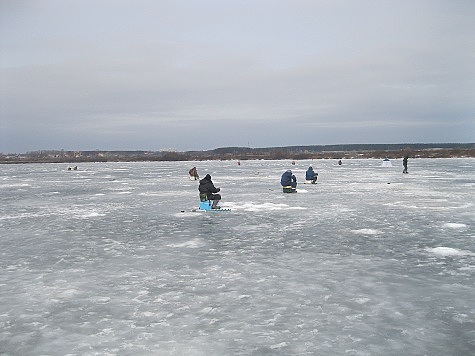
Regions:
[[281, 170, 297, 192], [189, 167, 199, 180], [199, 174, 222, 209], [305, 166, 318, 184]]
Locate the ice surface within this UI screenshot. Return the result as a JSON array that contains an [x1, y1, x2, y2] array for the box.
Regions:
[[1, 158, 474, 355]]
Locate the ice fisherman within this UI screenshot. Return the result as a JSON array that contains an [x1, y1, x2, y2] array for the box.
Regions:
[[199, 174, 222, 209], [305, 166, 318, 184], [403, 156, 409, 174], [189, 167, 199, 180], [281, 170, 297, 192]]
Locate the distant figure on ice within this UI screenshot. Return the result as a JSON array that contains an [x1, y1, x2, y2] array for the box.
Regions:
[[189, 167, 199, 180], [305, 166, 318, 184], [382, 158, 392, 167], [281, 170, 297, 193], [338, 160, 342, 166], [199, 174, 222, 209], [403, 156, 409, 174]]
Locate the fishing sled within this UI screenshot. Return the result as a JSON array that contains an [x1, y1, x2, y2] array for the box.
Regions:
[[199, 194, 231, 212], [282, 186, 297, 193]]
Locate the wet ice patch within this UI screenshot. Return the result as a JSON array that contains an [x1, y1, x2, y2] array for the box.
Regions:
[[57, 289, 80, 298], [426, 247, 474, 257], [351, 229, 382, 235], [233, 223, 273, 233]]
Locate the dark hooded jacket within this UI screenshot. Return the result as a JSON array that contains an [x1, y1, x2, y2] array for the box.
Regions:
[[306, 166, 318, 180], [189, 167, 199, 178], [199, 174, 220, 199], [281, 170, 297, 187]]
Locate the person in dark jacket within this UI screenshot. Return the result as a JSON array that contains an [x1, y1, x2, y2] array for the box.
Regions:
[[281, 170, 297, 189], [305, 166, 318, 184], [403, 156, 409, 174], [199, 174, 221, 209], [189, 167, 199, 180]]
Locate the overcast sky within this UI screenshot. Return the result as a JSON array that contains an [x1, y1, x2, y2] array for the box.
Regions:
[[1, 0, 474, 153]]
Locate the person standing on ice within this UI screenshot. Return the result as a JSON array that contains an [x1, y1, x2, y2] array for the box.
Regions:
[[281, 170, 297, 192], [305, 166, 318, 184], [403, 156, 409, 174], [199, 174, 222, 209]]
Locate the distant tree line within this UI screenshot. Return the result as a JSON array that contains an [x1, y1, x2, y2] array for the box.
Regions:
[[0, 143, 473, 164]]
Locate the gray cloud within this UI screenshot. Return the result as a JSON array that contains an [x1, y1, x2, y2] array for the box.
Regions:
[[1, 0, 474, 153]]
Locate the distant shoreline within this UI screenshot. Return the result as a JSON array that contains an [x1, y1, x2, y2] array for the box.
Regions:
[[1, 143, 473, 164]]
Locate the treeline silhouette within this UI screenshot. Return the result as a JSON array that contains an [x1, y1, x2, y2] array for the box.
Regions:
[[1, 143, 473, 164]]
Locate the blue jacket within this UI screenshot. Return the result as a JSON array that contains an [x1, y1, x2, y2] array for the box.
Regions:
[[281, 170, 296, 186], [306, 166, 318, 180]]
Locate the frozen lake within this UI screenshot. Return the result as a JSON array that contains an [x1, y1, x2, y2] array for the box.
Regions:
[[1, 158, 474, 355]]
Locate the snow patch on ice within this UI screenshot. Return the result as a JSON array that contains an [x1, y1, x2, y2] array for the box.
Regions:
[[80, 211, 106, 218], [443, 223, 468, 229], [89, 296, 111, 304], [200, 307, 216, 314], [0, 212, 44, 220], [270, 342, 288, 349], [351, 229, 382, 235], [0, 183, 30, 189], [426, 247, 474, 257], [174, 211, 202, 217], [352, 297, 370, 304], [167, 238, 207, 248], [226, 202, 306, 212]]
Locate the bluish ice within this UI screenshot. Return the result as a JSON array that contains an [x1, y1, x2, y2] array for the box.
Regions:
[[1, 158, 474, 355]]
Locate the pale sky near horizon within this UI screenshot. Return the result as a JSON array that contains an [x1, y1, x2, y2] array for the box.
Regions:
[[1, 0, 474, 153]]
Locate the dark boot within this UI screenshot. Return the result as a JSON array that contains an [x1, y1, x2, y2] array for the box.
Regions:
[[212, 200, 221, 209]]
